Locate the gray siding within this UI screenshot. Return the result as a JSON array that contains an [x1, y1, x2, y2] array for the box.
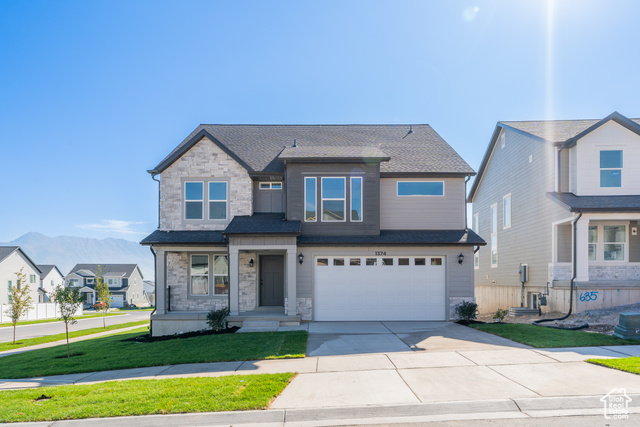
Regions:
[[557, 223, 572, 263], [253, 181, 285, 213], [295, 245, 474, 319], [630, 221, 640, 263], [286, 163, 380, 236], [559, 149, 570, 193], [472, 128, 571, 310], [380, 178, 466, 230]]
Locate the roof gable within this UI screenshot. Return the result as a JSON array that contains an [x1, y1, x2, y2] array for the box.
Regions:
[[68, 264, 139, 278], [0, 246, 41, 274], [150, 124, 475, 176]]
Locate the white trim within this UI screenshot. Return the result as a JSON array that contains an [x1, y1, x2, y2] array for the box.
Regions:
[[350, 176, 363, 222], [396, 180, 445, 197], [304, 177, 317, 222], [321, 177, 347, 222], [503, 193, 512, 229]]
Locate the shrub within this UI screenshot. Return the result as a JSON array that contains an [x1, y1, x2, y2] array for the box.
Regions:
[[207, 307, 230, 331], [493, 308, 509, 322], [455, 300, 479, 322]]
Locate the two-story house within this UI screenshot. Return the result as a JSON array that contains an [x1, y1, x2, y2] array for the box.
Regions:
[[142, 124, 484, 336], [0, 246, 41, 305], [37, 265, 64, 303], [66, 264, 146, 308], [469, 112, 640, 315]]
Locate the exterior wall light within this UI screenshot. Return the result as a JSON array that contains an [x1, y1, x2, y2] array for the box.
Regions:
[[458, 253, 464, 264], [298, 253, 304, 264], [249, 258, 254, 268]]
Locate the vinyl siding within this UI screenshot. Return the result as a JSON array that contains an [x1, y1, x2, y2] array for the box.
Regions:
[[472, 128, 570, 304], [286, 163, 380, 235], [253, 181, 285, 213], [379, 178, 466, 230]]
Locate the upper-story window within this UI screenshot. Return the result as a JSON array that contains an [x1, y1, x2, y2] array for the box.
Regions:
[[350, 177, 363, 221], [107, 278, 119, 287], [473, 213, 479, 270], [397, 181, 444, 196], [305, 177, 317, 222], [600, 150, 623, 188], [209, 182, 228, 220], [503, 194, 511, 229], [491, 204, 498, 267], [184, 181, 228, 221], [30, 274, 36, 283], [321, 177, 346, 222], [259, 182, 282, 190]]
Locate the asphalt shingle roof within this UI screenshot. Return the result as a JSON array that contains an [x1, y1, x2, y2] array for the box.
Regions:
[[500, 118, 640, 144], [140, 230, 226, 245], [224, 213, 301, 235], [0, 246, 18, 263], [547, 192, 640, 212], [298, 229, 485, 246], [278, 145, 389, 160], [68, 264, 140, 278], [152, 125, 475, 175], [37, 265, 62, 279]]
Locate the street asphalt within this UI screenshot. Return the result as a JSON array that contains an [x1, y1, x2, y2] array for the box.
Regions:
[[2, 321, 640, 426]]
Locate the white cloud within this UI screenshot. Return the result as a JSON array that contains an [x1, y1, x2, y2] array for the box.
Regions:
[[76, 220, 146, 235]]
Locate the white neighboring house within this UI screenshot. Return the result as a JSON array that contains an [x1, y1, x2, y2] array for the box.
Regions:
[[0, 246, 41, 306], [65, 264, 147, 308], [37, 265, 64, 303]]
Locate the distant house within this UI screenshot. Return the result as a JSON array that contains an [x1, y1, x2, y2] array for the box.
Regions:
[[65, 264, 146, 308], [0, 246, 41, 305], [469, 111, 640, 314], [143, 280, 155, 306], [37, 265, 64, 303]]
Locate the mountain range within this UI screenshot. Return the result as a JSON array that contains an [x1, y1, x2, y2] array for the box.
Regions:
[[0, 232, 154, 279]]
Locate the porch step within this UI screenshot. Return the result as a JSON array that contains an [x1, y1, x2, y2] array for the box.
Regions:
[[237, 320, 280, 333], [509, 307, 541, 317]]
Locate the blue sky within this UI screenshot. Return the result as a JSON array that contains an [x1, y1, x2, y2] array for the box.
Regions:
[[1, 0, 638, 242]]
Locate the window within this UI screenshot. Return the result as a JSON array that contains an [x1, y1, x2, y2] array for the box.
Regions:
[[107, 278, 119, 287], [415, 258, 426, 266], [588, 226, 598, 261], [349, 258, 361, 266], [317, 258, 328, 266], [503, 194, 511, 229], [50, 280, 54, 287], [7, 280, 11, 292], [431, 258, 442, 266], [382, 258, 393, 266], [259, 182, 282, 189], [366, 258, 377, 266], [213, 255, 229, 295], [600, 150, 622, 188], [30, 274, 36, 283], [190, 255, 209, 295], [398, 258, 410, 266], [397, 181, 444, 196], [185, 182, 204, 220], [86, 278, 94, 285], [333, 258, 345, 266], [305, 177, 317, 222], [69, 279, 79, 287], [491, 204, 498, 267], [474, 213, 479, 269], [321, 177, 346, 221], [209, 182, 227, 220], [604, 225, 626, 261], [350, 177, 363, 221]]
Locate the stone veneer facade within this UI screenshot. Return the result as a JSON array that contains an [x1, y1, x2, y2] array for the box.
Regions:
[[159, 137, 253, 230], [239, 252, 258, 312], [167, 252, 228, 311]]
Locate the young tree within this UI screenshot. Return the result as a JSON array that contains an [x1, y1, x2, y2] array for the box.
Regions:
[[4, 268, 34, 344], [94, 265, 111, 328], [52, 285, 83, 358]]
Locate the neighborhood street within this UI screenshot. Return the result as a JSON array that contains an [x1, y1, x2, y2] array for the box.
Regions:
[[0, 311, 151, 343]]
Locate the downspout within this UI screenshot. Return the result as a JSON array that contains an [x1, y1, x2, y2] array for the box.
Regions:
[[533, 210, 588, 329], [151, 173, 160, 228], [149, 246, 156, 337]]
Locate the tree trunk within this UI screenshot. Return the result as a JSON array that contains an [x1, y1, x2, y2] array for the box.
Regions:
[[103, 311, 106, 329], [13, 323, 16, 345], [66, 322, 70, 358]]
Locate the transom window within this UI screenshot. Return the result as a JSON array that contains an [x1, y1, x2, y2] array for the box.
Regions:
[[397, 181, 444, 196], [259, 182, 282, 190], [184, 181, 228, 221], [600, 150, 623, 188], [321, 177, 346, 222]]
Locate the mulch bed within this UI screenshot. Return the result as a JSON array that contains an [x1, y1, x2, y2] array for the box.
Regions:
[[123, 326, 239, 343], [455, 320, 485, 326]]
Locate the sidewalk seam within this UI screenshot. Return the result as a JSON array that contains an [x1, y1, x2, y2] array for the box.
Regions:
[[486, 365, 543, 397]]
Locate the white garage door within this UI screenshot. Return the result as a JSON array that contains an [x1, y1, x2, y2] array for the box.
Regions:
[[111, 295, 124, 308], [314, 256, 446, 321]]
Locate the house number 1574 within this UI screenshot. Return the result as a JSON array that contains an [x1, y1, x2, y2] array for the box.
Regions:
[[374, 251, 387, 256]]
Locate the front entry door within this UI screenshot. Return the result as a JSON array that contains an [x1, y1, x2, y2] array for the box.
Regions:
[[260, 255, 285, 306]]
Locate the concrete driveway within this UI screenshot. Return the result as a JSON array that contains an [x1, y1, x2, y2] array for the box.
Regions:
[[306, 321, 529, 356]]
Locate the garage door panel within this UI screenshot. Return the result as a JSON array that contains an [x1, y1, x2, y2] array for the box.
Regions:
[[314, 256, 446, 321]]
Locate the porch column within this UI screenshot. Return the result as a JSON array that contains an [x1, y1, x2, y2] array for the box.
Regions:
[[286, 248, 297, 316], [229, 248, 240, 315], [575, 218, 590, 282], [154, 249, 166, 315]]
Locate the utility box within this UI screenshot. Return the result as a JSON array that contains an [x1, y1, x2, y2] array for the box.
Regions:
[[539, 295, 547, 306], [518, 264, 528, 283]]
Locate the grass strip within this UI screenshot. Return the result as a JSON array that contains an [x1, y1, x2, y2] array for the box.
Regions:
[[0, 312, 125, 328], [0, 321, 150, 351], [0, 373, 295, 422], [469, 323, 639, 348], [588, 357, 640, 375], [0, 329, 307, 379]]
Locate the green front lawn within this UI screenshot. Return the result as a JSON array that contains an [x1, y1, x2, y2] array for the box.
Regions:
[[0, 312, 125, 328], [588, 357, 640, 375], [0, 321, 150, 351], [469, 323, 639, 348], [0, 373, 295, 423], [0, 329, 308, 379]]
